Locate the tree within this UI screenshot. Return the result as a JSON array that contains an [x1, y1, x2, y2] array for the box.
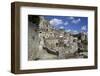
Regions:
[[28, 15, 40, 25]]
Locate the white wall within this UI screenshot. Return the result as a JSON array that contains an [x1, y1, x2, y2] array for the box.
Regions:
[[0, 0, 100, 76]]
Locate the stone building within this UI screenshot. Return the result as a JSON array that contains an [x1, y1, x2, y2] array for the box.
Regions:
[[37, 16, 80, 59], [81, 32, 87, 41]]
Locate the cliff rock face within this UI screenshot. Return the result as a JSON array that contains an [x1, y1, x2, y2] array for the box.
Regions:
[[28, 17, 57, 60], [28, 22, 39, 60], [28, 16, 88, 60]]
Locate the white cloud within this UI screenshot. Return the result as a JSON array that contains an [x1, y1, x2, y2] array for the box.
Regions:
[[72, 30, 79, 34], [64, 21, 69, 26], [81, 26, 87, 30], [49, 18, 63, 26], [65, 29, 71, 32], [72, 18, 81, 24], [59, 26, 64, 29], [69, 16, 74, 20]]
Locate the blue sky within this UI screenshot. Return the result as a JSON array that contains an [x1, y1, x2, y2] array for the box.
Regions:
[[44, 15, 88, 34]]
